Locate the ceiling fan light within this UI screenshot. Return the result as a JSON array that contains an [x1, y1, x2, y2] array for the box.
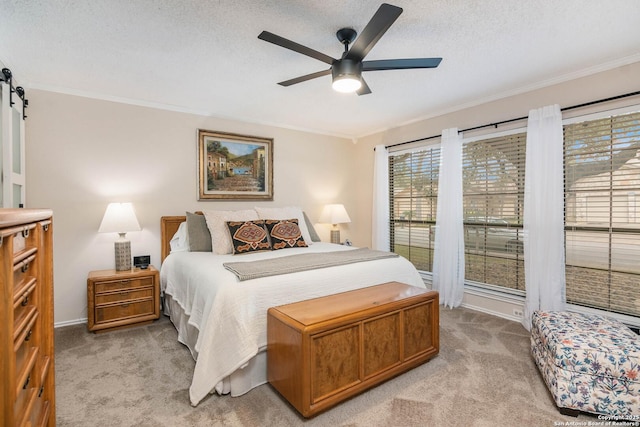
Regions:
[[332, 75, 362, 93], [331, 59, 363, 93]]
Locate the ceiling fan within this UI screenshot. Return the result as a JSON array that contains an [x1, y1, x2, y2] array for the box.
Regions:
[[258, 3, 442, 95]]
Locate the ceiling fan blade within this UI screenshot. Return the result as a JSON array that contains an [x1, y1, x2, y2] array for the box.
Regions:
[[277, 69, 332, 87], [356, 78, 372, 96], [345, 3, 403, 62], [362, 58, 442, 71], [258, 31, 335, 65]]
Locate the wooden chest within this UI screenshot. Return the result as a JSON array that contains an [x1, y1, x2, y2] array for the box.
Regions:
[[267, 282, 439, 418]]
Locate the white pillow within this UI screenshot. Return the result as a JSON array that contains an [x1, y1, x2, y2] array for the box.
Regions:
[[203, 209, 259, 254], [169, 222, 189, 253], [254, 206, 313, 245]]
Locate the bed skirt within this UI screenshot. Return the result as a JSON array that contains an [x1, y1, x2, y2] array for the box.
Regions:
[[163, 294, 268, 398]]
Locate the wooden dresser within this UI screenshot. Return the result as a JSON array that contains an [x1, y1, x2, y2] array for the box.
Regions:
[[267, 282, 439, 417], [0, 209, 55, 427]]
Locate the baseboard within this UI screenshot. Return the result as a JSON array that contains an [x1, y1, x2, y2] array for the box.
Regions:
[[460, 301, 523, 323], [421, 273, 526, 323], [421, 275, 640, 329], [55, 318, 87, 329]]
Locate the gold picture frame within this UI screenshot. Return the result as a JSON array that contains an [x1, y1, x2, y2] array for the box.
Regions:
[[197, 129, 273, 200]]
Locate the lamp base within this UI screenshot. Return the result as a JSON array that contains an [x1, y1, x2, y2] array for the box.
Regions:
[[330, 229, 341, 245], [114, 239, 132, 271]]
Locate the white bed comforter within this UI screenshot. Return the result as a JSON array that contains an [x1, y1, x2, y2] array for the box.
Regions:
[[160, 243, 424, 406]]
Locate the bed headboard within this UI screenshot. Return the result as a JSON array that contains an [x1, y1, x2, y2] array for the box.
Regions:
[[160, 211, 205, 263], [161, 215, 185, 263]]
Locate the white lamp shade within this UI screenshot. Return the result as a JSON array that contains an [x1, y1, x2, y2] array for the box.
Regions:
[[319, 204, 351, 225], [98, 203, 141, 234]]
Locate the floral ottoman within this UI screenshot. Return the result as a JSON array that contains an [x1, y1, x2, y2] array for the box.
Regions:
[[531, 311, 640, 417]]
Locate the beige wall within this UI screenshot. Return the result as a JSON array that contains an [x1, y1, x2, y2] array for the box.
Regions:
[[25, 90, 357, 325]]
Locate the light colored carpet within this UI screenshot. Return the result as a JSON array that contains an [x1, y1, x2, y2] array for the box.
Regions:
[[55, 307, 599, 426]]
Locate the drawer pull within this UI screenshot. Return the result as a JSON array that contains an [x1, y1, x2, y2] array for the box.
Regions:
[[21, 295, 29, 306], [22, 228, 30, 238], [25, 329, 32, 341], [120, 303, 130, 308], [39, 386, 45, 397], [21, 261, 30, 272], [23, 375, 30, 389], [43, 224, 50, 232]]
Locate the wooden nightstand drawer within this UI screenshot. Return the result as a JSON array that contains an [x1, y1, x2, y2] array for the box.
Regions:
[[95, 287, 153, 305], [94, 276, 153, 293], [95, 298, 155, 323], [87, 266, 160, 332]]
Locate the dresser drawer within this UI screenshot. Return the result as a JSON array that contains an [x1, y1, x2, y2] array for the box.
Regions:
[[30, 356, 53, 427], [14, 347, 39, 426], [13, 279, 38, 342], [13, 251, 37, 297], [15, 310, 39, 383], [95, 298, 155, 323], [94, 276, 154, 293], [95, 287, 154, 305], [10, 223, 38, 255]]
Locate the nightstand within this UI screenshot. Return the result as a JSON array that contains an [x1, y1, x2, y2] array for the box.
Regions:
[[87, 266, 160, 332]]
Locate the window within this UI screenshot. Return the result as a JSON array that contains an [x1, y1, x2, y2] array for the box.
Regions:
[[564, 111, 640, 317], [389, 147, 440, 271], [388, 109, 640, 319], [462, 132, 526, 292]]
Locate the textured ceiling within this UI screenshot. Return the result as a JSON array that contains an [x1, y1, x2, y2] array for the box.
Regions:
[[1, 0, 639, 139]]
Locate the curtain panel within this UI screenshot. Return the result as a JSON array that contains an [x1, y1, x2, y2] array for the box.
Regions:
[[372, 145, 390, 251], [522, 104, 566, 330], [432, 128, 465, 308]]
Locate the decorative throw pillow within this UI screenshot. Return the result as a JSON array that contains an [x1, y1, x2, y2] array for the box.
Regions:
[[254, 206, 314, 245], [303, 211, 321, 242], [226, 220, 272, 254], [186, 212, 212, 252], [264, 219, 308, 250], [169, 222, 189, 253], [203, 209, 259, 254]]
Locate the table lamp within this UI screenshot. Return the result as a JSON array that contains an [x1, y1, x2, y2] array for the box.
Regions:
[[99, 202, 141, 271], [319, 204, 351, 244]]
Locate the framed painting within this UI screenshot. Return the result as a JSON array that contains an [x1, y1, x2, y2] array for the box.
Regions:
[[197, 129, 273, 200]]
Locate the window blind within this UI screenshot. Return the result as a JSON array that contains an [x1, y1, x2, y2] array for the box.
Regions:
[[462, 132, 527, 292], [564, 111, 640, 317], [389, 147, 440, 271]]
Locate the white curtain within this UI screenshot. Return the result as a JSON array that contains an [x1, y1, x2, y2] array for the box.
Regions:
[[372, 145, 390, 251], [432, 128, 465, 308], [522, 104, 566, 331]]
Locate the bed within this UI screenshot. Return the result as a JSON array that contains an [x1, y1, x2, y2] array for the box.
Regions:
[[159, 209, 426, 406]]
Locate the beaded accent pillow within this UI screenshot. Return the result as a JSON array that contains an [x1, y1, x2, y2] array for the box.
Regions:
[[226, 220, 272, 254], [264, 219, 308, 250]]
